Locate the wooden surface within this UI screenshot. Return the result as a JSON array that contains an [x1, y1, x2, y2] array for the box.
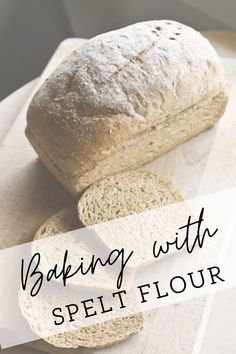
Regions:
[[0, 32, 236, 354]]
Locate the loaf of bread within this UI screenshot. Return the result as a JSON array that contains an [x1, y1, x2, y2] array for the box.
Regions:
[[26, 20, 228, 197], [19, 207, 144, 348]]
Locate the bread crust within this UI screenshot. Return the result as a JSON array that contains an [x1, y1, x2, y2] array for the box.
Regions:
[[26, 20, 228, 196]]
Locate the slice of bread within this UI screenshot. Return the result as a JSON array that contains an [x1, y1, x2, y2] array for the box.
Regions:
[[34, 206, 79, 241], [19, 281, 144, 349], [78, 170, 185, 268], [20, 207, 144, 349], [78, 170, 183, 225], [33, 206, 133, 290], [20, 283, 144, 349]]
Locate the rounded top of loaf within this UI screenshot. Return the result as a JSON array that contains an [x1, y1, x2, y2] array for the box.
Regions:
[[29, 20, 226, 118], [27, 20, 228, 176]]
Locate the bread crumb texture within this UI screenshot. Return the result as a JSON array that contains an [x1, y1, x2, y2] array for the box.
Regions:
[[78, 169, 183, 225]]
